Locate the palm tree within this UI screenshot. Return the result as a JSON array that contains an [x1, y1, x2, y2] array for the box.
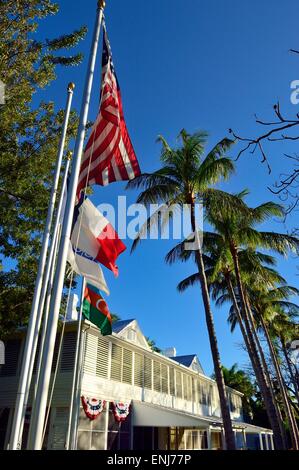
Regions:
[[171, 232, 288, 448], [127, 130, 237, 449], [205, 194, 298, 448], [248, 289, 299, 448], [169, 192, 299, 448], [215, 363, 255, 423], [272, 311, 299, 403]]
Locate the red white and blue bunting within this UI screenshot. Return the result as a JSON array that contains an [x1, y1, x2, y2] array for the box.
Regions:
[[81, 396, 106, 421], [112, 401, 131, 423]]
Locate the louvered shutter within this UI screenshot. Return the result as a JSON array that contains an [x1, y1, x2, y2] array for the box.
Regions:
[[96, 337, 109, 378], [144, 356, 152, 390], [122, 348, 132, 384], [111, 344, 122, 381]]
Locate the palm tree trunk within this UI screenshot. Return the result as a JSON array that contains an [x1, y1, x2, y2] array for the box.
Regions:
[[229, 243, 286, 450], [260, 316, 299, 449], [225, 273, 287, 446], [280, 337, 299, 403], [190, 200, 236, 450]]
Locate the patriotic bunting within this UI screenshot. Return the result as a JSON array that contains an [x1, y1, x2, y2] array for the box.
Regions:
[[112, 401, 131, 423], [81, 396, 106, 421]]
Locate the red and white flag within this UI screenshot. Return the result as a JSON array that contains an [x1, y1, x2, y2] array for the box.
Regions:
[[77, 24, 141, 199], [71, 197, 126, 277]]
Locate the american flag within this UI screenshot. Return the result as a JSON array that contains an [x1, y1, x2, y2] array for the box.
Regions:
[[77, 24, 141, 198]]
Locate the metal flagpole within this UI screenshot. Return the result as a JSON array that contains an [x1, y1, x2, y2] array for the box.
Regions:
[[23, 155, 71, 448], [65, 277, 86, 450], [29, 0, 106, 450], [9, 83, 75, 450]]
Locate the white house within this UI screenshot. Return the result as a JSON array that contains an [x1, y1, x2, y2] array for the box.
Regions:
[[0, 318, 274, 450]]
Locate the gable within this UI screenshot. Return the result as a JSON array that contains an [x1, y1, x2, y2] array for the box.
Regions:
[[191, 356, 204, 374], [115, 320, 151, 350]]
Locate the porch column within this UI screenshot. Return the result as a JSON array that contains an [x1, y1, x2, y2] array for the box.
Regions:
[[221, 428, 226, 450], [130, 407, 134, 450], [242, 429, 247, 449], [259, 433, 264, 450], [269, 434, 274, 450], [265, 434, 269, 450], [206, 427, 212, 450]]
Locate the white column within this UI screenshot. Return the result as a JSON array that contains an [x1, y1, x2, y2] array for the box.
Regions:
[[206, 427, 212, 450], [242, 429, 247, 449], [265, 433, 269, 450], [259, 433, 264, 450], [270, 433, 274, 450]]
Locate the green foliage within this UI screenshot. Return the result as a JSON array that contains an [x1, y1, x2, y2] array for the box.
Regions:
[[0, 0, 87, 337], [146, 337, 162, 353]]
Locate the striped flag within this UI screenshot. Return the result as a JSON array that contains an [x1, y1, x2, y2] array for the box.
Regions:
[[82, 283, 112, 336], [77, 24, 141, 199]]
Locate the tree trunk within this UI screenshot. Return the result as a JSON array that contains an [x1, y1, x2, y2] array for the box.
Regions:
[[244, 295, 287, 443], [190, 201, 236, 450], [260, 316, 299, 449], [229, 244, 286, 450], [226, 273, 287, 447], [280, 337, 299, 404]]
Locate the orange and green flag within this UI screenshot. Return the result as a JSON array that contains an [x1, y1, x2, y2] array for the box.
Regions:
[[82, 283, 112, 336]]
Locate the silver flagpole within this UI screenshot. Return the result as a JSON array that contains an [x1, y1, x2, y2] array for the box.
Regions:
[[23, 155, 71, 448], [29, 0, 106, 450], [65, 277, 86, 450], [9, 83, 75, 450]]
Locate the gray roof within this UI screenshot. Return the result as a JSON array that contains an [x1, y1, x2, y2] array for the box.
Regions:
[[112, 319, 135, 334]]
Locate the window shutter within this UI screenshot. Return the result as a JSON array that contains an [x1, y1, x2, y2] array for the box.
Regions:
[[111, 343, 122, 381], [153, 360, 161, 392], [0, 339, 21, 377], [122, 348, 132, 384], [144, 356, 152, 390], [60, 332, 77, 371], [169, 368, 175, 396], [161, 364, 168, 394], [134, 353, 143, 387], [51, 408, 68, 450], [176, 371, 182, 398], [96, 337, 109, 378], [84, 332, 97, 375]]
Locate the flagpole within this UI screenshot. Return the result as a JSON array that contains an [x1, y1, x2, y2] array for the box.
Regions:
[[24, 155, 71, 448], [65, 276, 86, 450], [29, 0, 106, 450], [9, 83, 75, 450]]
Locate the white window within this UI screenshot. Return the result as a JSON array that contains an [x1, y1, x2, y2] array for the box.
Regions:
[[127, 329, 136, 342]]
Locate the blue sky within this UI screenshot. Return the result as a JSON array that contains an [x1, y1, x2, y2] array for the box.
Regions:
[[30, 0, 298, 375]]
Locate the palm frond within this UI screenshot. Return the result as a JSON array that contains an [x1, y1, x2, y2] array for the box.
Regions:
[[258, 232, 299, 256], [177, 273, 200, 292]]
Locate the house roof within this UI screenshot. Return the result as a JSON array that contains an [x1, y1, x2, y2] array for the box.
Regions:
[[170, 355, 197, 367], [112, 319, 135, 334]]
